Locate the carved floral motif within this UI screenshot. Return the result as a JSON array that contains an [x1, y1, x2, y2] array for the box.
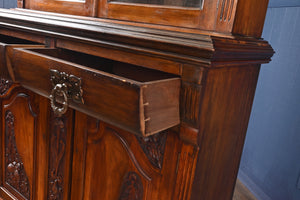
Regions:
[[48, 117, 67, 200], [5, 111, 30, 199], [119, 172, 143, 200], [0, 78, 12, 95], [136, 132, 167, 169]]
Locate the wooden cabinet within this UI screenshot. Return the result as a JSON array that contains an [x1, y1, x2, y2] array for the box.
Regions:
[[11, 47, 180, 136], [0, 85, 48, 200], [21, 0, 269, 36], [0, 83, 194, 200], [0, 0, 274, 199]]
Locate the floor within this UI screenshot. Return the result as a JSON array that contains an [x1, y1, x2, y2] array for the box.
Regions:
[[233, 179, 257, 200], [0, 179, 255, 200]]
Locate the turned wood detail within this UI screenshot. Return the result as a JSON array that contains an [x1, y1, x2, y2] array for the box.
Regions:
[[118, 171, 143, 200], [5, 111, 30, 199], [180, 82, 202, 127], [0, 78, 12, 96], [136, 132, 167, 169], [48, 116, 67, 200]]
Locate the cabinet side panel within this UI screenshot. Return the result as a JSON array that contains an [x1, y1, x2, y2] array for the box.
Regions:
[[232, 0, 269, 37], [191, 65, 260, 200]]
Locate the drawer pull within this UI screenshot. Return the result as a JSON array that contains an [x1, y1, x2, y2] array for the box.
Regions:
[[49, 69, 84, 116], [50, 83, 68, 116]]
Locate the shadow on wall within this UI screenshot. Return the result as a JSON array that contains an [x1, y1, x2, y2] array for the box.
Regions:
[[239, 1, 300, 200]]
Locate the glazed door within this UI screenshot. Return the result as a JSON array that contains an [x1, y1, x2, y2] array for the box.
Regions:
[[98, 0, 237, 31], [25, 0, 96, 16]]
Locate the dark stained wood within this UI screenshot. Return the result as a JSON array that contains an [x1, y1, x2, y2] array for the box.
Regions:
[[180, 82, 203, 127], [173, 142, 199, 200], [190, 65, 261, 200], [10, 47, 180, 136], [70, 112, 194, 200], [109, 0, 203, 7], [232, 0, 270, 37], [0, 84, 52, 200], [104, 3, 202, 28], [70, 113, 155, 200], [0, 34, 41, 80], [5, 110, 30, 199], [135, 132, 167, 169], [0, 79, 12, 96], [2, 94, 36, 200], [215, 0, 238, 33], [47, 110, 73, 200], [0, 88, 39, 200], [33, 94, 49, 200], [0, 1, 273, 200], [100, 0, 224, 31], [179, 123, 199, 147], [0, 9, 273, 68], [25, 0, 96, 16], [118, 171, 144, 200]]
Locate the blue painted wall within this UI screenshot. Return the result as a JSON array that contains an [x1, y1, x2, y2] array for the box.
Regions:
[[239, 1, 300, 200], [0, 0, 17, 9], [0, 0, 299, 199]]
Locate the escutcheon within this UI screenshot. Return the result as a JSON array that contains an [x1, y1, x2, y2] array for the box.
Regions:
[[49, 69, 84, 116]]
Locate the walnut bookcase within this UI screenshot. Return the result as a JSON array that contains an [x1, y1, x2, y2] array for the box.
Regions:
[[0, 1, 273, 200]]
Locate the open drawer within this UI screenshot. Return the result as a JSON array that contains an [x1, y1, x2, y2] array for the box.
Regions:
[[0, 34, 43, 80], [10, 47, 180, 136]]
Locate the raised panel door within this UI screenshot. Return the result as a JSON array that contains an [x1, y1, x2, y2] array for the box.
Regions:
[[70, 112, 195, 200], [0, 85, 49, 200]]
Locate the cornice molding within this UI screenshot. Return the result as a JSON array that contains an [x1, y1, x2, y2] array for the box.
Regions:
[[0, 9, 274, 67]]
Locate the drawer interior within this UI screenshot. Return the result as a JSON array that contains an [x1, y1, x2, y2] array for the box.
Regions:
[[29, 48, 179, 83], [0, 34, 38, 45], [11, 46, 181, 136], [0, 34, 41, 80]]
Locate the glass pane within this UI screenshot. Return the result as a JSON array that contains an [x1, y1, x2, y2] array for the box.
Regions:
[[109, 0, 203, 8]]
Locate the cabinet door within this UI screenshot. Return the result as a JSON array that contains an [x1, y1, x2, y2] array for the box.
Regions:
[[25, 0, 96, 16], [98, 0, 237, 30], [47, 109, 74, 200], [0, 85, 49, 200], [70, 111, 183, 200]]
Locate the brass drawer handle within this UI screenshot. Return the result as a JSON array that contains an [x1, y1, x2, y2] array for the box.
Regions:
[[50, 83, 68, 116], [50, 69, 84, 116]]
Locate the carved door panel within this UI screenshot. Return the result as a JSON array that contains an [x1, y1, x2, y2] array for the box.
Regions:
[[0, 86, 49, 200], [47, 110, 74, 200], [70, 111, 183, 200]]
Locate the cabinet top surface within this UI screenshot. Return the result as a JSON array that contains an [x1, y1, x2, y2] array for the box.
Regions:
[[0, 8, 274, 68]]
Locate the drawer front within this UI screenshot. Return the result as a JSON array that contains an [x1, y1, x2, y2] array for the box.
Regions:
[[10, 47, 180, 136], [0, 34, 43, 80]]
